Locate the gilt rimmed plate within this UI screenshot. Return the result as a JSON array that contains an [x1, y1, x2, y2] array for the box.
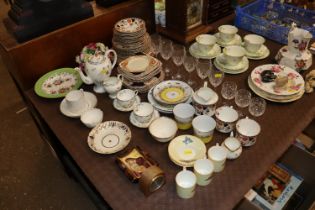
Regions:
[[153, 80, 192, 105], [251, 64, 304, 96], [114, 18, 145, 33], [119, 55, 159, 73], [88, 121, 131, 154], [168, 135, 206, 167], [35, 68, 82, 98]]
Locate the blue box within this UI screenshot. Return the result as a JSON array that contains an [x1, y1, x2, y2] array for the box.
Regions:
[[235, 0, 315, 44]]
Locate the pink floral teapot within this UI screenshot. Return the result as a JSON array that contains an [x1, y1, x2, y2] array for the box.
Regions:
[[275, 23, 312, 71]]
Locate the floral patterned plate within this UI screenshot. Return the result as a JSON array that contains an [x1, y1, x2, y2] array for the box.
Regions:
[[114, 18, 145, 33], [251, 64, 304, 96], [87, 121, 131, 154], [34, 68, 83, 98]]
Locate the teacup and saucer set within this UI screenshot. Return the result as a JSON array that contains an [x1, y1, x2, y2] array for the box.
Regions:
[[242, 34, 270, 60], [129, 102, 160, 128], [60, 89, 97, 118], [113, 89, 140, 112], [189, 34, 221, 59], [215, 25, 242, 47], [214, 45, 249, 74]]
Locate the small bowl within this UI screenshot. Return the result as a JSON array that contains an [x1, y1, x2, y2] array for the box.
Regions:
[[149, 117, 178, 142], [80, 108, 103, 128]]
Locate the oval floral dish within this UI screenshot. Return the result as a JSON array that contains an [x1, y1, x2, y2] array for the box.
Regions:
[[251, 64, 304, 96], [87, 121, 131, 155], [34, 68, 83, 98]]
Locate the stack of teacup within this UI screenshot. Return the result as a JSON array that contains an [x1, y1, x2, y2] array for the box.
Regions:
[[118, 54, 164, 93], [112, 17, 151, 62]]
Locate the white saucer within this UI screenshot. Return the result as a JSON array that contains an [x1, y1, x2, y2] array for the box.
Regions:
[[60, 91, 97, 118], [215, 33, 242, 47], [113, 96, 141, 112], [243, 44, 270, 60], [214, 54, 249, 74], [129, 109, 160, 128], [189, 42, 221, 59]]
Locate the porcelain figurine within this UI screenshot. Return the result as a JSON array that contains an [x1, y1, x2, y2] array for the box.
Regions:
[[275, 23, 312, 72], [76, 43, 117, 93], [305, 69, 315, 93]]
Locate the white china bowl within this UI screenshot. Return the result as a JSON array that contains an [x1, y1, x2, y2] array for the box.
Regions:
[[149, 117, 178, 142], [80, 108, 103, 128]]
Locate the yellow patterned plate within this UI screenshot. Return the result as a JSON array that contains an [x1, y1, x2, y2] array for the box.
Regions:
[[153, 80, 192, 105]]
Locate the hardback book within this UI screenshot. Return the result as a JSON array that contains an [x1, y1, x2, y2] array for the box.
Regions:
[[249, 163, 303, 210]]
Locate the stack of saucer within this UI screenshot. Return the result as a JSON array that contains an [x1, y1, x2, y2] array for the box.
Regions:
[[118, 54, 164, 93], [147, 80, 193, 114], [112, 17, 151, 62], [248, 64, 305, 103]]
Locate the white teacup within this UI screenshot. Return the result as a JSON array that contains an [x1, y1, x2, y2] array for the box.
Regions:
[[116, 89, 138, 108], [196, 34, 217, 54], [215, 106, 239, 133], [173, 103, 195, 130], [192, 115, 216, 144], [223, 45, 246, 66], [244, 34, 265, 53], [193, 159, 214, 186], [207, 143, 228, 173], [176, 168, 197, 199], [218, 25, 238, 43], [103, 74, 123, 99], [236, 117, 261, 147], [65, 89, 88, 114], [80, 108, 103, 128], [133, 102, 154, 124]]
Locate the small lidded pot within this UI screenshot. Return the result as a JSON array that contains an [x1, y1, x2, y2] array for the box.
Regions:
[[215, 106, 238, 133], [236, 117, 261, 147], [192, 82, 219, 116], [221, 132, 242, 160]]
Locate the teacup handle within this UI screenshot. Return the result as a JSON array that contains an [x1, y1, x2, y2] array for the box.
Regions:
[[134, 90, 139, 96], [203, 81, 208, 88]]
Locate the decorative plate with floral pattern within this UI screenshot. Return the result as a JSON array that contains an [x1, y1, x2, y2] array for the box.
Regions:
[[114, 18, 145, 33], [251, 64, 304, 96]]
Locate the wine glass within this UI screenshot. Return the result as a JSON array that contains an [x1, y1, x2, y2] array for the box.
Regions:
[[207, 67, 225, 88], [172, 44, 186, 80], [150, 34, 161, 57], [160, 39, 174, 78], [196, 59, 211, 81], [183, 54, 196, 87]]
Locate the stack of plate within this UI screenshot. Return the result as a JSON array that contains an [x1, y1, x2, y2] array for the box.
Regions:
[[118, 54, 164, 93], [147, 80, 193, 114], [112, 17, 151, 62], [248, 64, 305, 103]]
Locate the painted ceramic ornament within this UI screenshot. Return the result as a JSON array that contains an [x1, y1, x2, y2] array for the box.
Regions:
[[275, 23, 312, 72], [305, 70, 315, 93]]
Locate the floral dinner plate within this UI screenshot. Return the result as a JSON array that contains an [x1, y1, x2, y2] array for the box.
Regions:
[[251, 64, 304, 96]]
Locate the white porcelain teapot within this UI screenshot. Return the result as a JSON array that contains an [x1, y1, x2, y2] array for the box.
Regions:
[[76, 43, 117, 93], [275, 23, 312, 71]]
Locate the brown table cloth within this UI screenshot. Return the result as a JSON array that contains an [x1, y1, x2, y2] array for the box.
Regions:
[[25, 30, 315, 210]]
